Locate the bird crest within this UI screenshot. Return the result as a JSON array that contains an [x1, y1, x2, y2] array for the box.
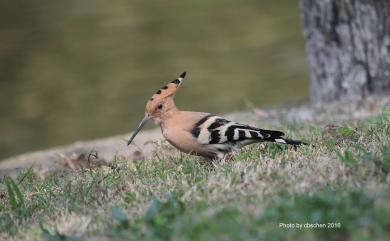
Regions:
[[145, 72, 186, 115], [149, 71, 185, 100]]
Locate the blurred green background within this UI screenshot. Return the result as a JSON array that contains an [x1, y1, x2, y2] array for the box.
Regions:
[[0, 0, 308, 160]]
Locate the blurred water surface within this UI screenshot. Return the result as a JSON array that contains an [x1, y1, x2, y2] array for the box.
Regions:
[[0, 0, 308, 159]]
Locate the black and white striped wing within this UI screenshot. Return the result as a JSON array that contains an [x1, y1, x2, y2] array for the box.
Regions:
[[190, 115, 287, 148]]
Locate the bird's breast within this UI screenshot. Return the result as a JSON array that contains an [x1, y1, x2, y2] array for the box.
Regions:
[[160, 125, 186, 149], [161, 124, 211, 156]]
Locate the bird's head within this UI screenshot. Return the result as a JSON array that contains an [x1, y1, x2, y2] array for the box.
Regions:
[[127, 72, 186, 145]]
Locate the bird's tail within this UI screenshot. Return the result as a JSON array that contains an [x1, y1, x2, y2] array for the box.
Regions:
[[259, 129, 307, 146]]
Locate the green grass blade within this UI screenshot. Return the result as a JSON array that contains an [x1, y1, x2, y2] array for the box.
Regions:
[[4, 176, 25, 211], [10, 178, 24, 208], [17, 165, 34, 185], [5, 176, 18, 210]]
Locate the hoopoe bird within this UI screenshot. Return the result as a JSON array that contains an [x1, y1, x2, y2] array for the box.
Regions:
[[127, 72, 306, 159]]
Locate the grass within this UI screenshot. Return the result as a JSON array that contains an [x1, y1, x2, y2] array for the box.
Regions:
[[0, 108, 389, 241]]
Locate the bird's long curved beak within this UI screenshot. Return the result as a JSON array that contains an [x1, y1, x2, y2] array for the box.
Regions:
[[127, 115, 150, 146]]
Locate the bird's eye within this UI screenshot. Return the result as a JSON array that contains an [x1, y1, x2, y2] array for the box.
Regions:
[[157, 104, 163, 110]]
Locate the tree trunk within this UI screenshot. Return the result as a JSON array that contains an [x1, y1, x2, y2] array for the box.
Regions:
[[300, 0, 390, 103]]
